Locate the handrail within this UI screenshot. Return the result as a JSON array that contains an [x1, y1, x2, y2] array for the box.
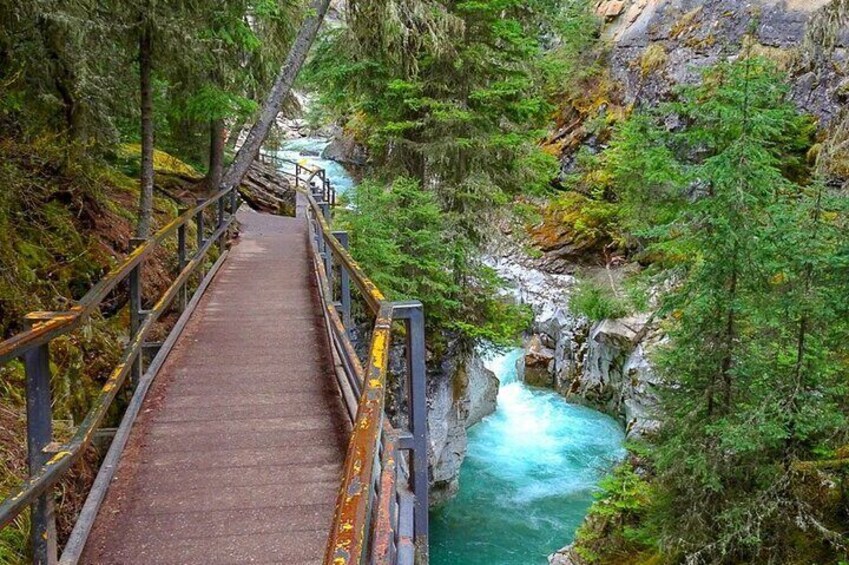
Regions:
[[0, 187, 233, 366], [0, 185, 240, 563], [290, 161, 430, 565]]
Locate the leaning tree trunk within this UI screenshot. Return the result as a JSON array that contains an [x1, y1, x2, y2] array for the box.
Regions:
[[220, 0, 332, 191], [206, 119, 225, 193], [136, 18, 155, 238]]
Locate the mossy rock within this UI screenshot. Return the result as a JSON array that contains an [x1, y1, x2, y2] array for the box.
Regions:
[[118, 144, 203, 179]]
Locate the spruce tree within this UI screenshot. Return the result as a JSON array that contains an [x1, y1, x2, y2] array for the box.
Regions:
[[603, 56, 849, 562]]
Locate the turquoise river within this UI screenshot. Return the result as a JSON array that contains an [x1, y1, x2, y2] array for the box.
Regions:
[[430, 349, 625, 565]]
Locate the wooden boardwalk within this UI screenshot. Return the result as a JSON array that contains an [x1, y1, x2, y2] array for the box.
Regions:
[[81, 210, 349, 564]]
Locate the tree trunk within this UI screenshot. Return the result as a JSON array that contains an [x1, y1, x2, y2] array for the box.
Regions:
[[137, 18, 155, 239], [206, 119, 225, 192], [221, 0, 332, 191]]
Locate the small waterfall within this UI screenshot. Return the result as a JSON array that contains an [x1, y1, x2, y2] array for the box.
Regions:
[[430, 348, 625, 565]]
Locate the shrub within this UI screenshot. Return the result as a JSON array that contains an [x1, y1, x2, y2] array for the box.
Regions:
[[570, 280, 629, 322]]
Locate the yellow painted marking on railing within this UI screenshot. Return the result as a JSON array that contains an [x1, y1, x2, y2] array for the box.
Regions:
[[46, 451, 71, 466]]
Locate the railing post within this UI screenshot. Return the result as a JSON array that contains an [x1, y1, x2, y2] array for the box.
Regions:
[[129, 237, 146, 388], [217, 195, 225, 251], [177, 208, 188, 310], [319, 196, 330, 225], [195, 198, 205, 250], [23, 315, 57, 565], [295, 164, 301, 189], [195, 198, 206, 279], [333, 231, 352, 331], [392, 301, 429, 562], [229, 187, 237, 217]]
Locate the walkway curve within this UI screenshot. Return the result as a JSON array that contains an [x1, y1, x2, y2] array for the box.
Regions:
[[80, 210, 349, 564]]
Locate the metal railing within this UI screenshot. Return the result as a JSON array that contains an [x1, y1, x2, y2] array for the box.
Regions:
[[0, 185, 240, 564], [265, 152, 430, 565]]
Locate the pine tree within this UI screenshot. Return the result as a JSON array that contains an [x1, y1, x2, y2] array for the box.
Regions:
[[305, 0, 559, 344]]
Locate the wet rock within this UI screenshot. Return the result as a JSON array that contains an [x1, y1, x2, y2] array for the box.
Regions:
[[322, 135, 368, 166], [428, 349, 499, 505], [572, 314, 656, 427], [577, 0, 849, 177], [465, 354, 499, 427], [488, 234, 664, 438], [428, 373, 467, 504], [549, 544, 584, 565], [521, 334, 556, 388]]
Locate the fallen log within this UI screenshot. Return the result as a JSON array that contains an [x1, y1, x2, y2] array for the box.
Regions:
[[238, 161, 296, 216]]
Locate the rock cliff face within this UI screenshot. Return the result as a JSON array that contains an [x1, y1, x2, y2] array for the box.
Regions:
[[552, 0, 848, 179], [602, 0, 840, 116], [488, 244, 661, 439], [427, 349, 499, 505], [515, 0, 849, 445]]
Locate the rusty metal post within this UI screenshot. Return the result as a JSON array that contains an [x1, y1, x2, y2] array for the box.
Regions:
[[313, 211, 321, 252], [324, 238, 334, 292], [392, 301, 429, 561], [195, 198, 206, 280], [333, 231, 352, 331], [319, 202, 331, 258], [129, 237, 146, 388], [177, 208, 188, 310], [23, 316, 57, 565]]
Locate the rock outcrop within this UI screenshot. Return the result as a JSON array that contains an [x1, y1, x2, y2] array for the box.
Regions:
[[551, 0, 848, 179], [548, 544, 583, 565], [601, 0, 844, 123], [427, 349, 499, 505], [488, 240, 661, 440], [517, 0, 849, 439], [322, 135, 368, 166], [521, 334, 557, 388]]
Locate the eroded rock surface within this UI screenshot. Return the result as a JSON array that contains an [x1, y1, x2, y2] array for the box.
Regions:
[[604, 0, 845, 123], [488, 239, 661, 440], [548, 544, 583, 565], [427, 349, 499, 505]]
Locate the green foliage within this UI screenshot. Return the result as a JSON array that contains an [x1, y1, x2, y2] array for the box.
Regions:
[[181, 86, 259, 123], [573, 460, 657, 564], [305, 0, 560, 218], [343, 177, 460, 323], [570, 280, 628, 322], [341, 177, 530, 347], [306, 0, 564, 346], [0, 510, 28, 565], [540, 0, 603, 101], [0, 0, 301, 170]]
